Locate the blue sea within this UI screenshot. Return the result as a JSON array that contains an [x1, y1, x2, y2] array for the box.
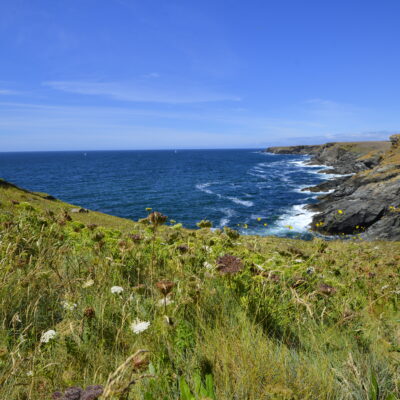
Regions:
[[0, 149, 336, 238]]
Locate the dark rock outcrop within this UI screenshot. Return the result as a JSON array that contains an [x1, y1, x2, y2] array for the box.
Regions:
[[267, 137, 400, 241]]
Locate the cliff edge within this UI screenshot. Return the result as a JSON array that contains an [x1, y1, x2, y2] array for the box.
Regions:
[[266, 136, 400, 241]]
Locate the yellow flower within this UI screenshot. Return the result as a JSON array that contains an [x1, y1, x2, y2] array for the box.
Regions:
[[257, 217, 261, 222], [263, 223, 268, 226], [243, 224, 248, 229], [337, 210, 343, 214]]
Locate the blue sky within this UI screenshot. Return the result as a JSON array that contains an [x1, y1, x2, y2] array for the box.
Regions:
[[1, 0, 400, 151]]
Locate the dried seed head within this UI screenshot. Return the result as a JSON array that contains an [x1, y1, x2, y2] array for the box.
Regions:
[[155, 280, 175, 296], [129, 234, 142, 243], [216, 255, 243, 275], [83, 307, 96, 319], [318, 283, 337, 295], [148, 211, 167, 227], [131, 355, 150, 371], [61, 386, 83, 400], [177, 244, 189, 253]]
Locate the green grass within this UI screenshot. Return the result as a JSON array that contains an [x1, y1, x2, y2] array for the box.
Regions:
[[0, 181, 399, 399]]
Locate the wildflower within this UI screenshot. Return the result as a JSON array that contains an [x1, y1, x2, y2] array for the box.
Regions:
[[337, 209, 343, 214], [263, 223, 268, 226], [145, 207, 152, 211], [157, 297, 174, 307], [26, 371, 33, 377], [285, 225, 294, 230], [257, 217, 261, 221], [40, 329, 57, 343], [202, 245, 212, 253], [61, 300, 77, 311], [155, 280, 175, 296], [111, 286, 124, 294], [216, 254, 243, 275], [82, 279, 94, 288], [243, 224, 248, 229], [130, 319, 150, 334], [381, 285, 389, 291], [294, 259, 303, 263], [203, 261, 213, 269]]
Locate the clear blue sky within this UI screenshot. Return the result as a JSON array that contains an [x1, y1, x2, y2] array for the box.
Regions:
[[1, 0, 400, 151]]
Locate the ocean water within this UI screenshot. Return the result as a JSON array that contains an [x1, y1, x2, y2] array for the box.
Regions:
[[0, 149, 336, 239]]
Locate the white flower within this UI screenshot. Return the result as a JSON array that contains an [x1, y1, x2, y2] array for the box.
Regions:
[[111, 286, 124, 294], [130, 319, 150, 334], [82, 279, 94, 288], [40, 329, 57, 343], [381, 285, 389, 291], [26, 371, 33, 377], [157, 297, 174, 307], [61, 300, 77, 311], [294, 259, 303, 263], [202, 246, 212, 253], [203, 261, 214, 270]]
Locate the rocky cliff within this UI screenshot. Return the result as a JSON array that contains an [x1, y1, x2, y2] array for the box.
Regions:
[[266, 136, 400, 241]]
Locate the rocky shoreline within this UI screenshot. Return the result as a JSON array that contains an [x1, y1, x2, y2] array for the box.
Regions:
[[266, 135, 400, 241]]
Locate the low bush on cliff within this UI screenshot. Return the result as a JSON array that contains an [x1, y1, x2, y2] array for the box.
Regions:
[[0, 186, 399, 399]]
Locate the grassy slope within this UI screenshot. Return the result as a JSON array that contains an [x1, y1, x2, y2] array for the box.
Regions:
[[268, 141, 391, 155], [0, 181, 399, 399]]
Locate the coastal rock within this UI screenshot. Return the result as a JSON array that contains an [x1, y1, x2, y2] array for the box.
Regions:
[[267, 138, 400, 241], [71, 208, 89, 213]]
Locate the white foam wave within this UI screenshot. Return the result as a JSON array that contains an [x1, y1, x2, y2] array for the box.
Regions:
[[247, 171, 267, 179], [195, 182, 214, 195], [227, 197, 254, 207], [288, 160, 318, 168], [273, 204, 316, 233], [196, 182, 253, 207], [293, 185, 311, 193], [218, 208, 236, 227]]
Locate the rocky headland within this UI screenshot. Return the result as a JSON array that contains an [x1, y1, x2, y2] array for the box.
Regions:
[[266, 135, 400, 241]]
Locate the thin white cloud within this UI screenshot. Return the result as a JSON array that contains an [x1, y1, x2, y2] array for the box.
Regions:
[[143, 72, 160, 78], [0, 89, 20, 95], [43, 80, 241, 104], [0, 99, 397, 151]]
